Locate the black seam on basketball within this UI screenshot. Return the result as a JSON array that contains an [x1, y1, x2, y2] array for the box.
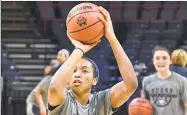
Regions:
[[67, 11, 100, 25], [86, 27, 104, 42], [69, 20, 101, 33], [129, 105, 153, 110]]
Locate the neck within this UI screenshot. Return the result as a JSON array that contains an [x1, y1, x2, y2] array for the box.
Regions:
[[73, 90, 91, 106], [157, 70, 172, 80]]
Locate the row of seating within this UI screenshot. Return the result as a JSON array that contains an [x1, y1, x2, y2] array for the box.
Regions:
[[36, 1, 187, 21], [1, 43, 20, 84]]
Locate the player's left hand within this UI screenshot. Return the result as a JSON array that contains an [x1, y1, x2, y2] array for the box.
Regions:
[[67, 31, 101, 54], [98, 6, 116, 40], [40, 107, 47, 115]]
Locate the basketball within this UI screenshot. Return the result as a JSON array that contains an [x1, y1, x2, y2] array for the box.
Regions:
[[128, 97, 153, 115], [66, 2, 104, 44]]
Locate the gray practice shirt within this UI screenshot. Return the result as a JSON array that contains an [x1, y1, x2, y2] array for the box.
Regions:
[[48, 89, 116, 115], [26, 76, 52, 107], [142, 72, 187, 115]]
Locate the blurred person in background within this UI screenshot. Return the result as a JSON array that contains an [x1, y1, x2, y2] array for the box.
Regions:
[[53, 49, 70, 77], [171, 49, 187, 78], [26, 60, 59, 115], [57, 49, 70, 65], [142, 46, 187, 115]]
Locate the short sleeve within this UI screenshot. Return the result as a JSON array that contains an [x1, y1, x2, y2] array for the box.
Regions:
[[36, 77, 51, 90], [48, 90, 72, 115], [142, 77, 149, 100], [181, 78, 187, 103], [97, 89, 117, 114]]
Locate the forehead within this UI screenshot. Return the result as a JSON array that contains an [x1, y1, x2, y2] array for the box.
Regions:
[[154, 50, 170, 57], [76, 59, 93, 69], [58, 51, 65, 55]]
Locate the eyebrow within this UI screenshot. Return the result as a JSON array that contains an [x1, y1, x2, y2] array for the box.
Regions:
[[81, 66, 90, 69], [75, 66, 90, 69], [155, 55, 167, 57]]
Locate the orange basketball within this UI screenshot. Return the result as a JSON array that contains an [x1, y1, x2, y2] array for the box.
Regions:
[[129, 97, 153, 115], [66, 2, 104, 44]]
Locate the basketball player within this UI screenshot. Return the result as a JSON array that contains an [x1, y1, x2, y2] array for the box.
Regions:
[[48, 6, 138, 115], [26, 49, 70, 115], [26, 60, 59, 115], [142, 46, 187, 115]]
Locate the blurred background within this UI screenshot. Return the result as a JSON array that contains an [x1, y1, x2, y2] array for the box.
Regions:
[[1, 1, 187, 115]]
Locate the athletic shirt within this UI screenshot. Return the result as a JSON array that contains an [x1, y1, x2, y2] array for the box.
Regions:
[[142, 72, 187, 115], [26, 76, 52, 107], [48, 89, 115, 115]]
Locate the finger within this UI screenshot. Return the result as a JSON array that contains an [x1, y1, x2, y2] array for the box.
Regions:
[[98, 7, 107, 20], [67, 30, 69, 35], [98, 15, 107, 26], [67, 30, 70, 37], [67, 31, 73, 40], [99, 6, 110, 21]]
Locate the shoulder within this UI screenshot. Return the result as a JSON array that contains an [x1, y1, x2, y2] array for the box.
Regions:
[[92, 89, 110, 101], [172, 72, 187, 82], [95, 89, 110, 96], [142, 73, 157, 85], [48, 90, 75, 112]]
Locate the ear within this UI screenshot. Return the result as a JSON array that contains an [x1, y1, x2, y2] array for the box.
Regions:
[[92, 77, 98, 86]]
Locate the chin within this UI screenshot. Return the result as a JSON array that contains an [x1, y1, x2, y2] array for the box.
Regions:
[[157, 68, 168, 73]]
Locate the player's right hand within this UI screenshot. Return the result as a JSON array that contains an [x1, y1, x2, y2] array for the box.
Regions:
[[67, 31, 100, 53]]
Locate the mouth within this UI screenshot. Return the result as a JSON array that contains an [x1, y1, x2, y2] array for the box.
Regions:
[[157, 65, 165, 68], [73, 80, 82, 86]]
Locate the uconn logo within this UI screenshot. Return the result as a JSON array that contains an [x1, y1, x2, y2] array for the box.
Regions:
[[150, 88, 177, 107]]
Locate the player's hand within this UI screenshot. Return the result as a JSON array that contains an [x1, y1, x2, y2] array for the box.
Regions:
[[67, 31, 100, 53], [98, 6, 116, 40], [40, 107, 47, 115]]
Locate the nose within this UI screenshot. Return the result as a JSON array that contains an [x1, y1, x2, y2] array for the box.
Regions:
[[158, 58, 164, 63], [74, 70, 81, 78]]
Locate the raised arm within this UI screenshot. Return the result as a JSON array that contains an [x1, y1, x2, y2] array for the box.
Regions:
[[48, 34, 100, 107], [98, 7, 138, 109]]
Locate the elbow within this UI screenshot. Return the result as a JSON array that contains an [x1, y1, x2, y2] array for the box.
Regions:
[[127, 75, 138, 92], [132, 75, 138, 91], [33, 88, 41, 96], [129, 82, 138, 93], [48, 84, 59, 95]]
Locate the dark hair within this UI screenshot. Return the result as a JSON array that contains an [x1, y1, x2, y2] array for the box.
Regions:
[[82, 57, 99, 79], [152, 46, 171, 57]]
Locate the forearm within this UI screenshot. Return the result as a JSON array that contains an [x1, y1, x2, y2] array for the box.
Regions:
[[50, 49, 83, 90], [108, 35, 138, 89], [35, 92, 45, 109]]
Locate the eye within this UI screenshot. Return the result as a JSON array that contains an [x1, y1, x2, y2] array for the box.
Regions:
[[156, 57, 160, 60], [163, 56, 167, 60], [74, 69, 77, 73], [83, 70, 88, 74]]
